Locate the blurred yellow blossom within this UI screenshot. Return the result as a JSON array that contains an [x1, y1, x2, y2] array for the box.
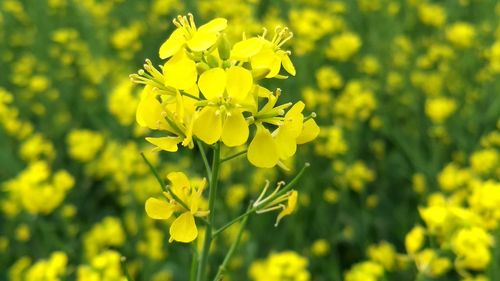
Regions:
[[67, 129, 105, 162], [249, 251, 310, 281], [326, 32, 362, 61], [446, 22, 475, 48], [425, 97, 457, 124]]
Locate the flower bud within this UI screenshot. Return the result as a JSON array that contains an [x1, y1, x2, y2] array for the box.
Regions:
[[218, 33, 231, 60]]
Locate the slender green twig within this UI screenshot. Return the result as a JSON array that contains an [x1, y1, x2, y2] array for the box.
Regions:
[[190, 245, 199, 281], [212, 162, 310, 237], [213, 209, 250, 281], [140, 152, 190, 211], [196, 142, 221, 281], [197, 140, 212, 181], [220, 149, 248, 163], [180, 90, 201, 101], [140, 152, 167, 191]]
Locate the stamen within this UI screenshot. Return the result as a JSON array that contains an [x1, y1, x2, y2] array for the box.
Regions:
[[254, 180, 270, 206], [261, 27, 268, 38], [304, 112, 317, 121], [172, 18, 181, 28], [188, 13, 196, 30], [277, 32, 293, 48], [271, 26, 280, 44], [256, 204, 285, 214]]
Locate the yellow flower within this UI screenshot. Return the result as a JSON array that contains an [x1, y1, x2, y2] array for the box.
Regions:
[[136, 85, 197, 151], [231, 27, 296, 78], [415, 249, 451, 277], [249, 251, 310, 281], [67, 129, 104, 162], [253, 181, 298, 226], [159, 14, 227, 59], [192, 66, 253, 146], [163, 50, 198, 91], [418, 3, 446, 27], [311, 239, 330, 257], [248, 101, 319, 168], [248, 125, 279, 168], [425, 97, 457, 124], [446, 22, 475, 48], [367, 241, 397, 270], [451, 227, 493, 270], [345, 261, 384, 281], [326, 32, 362, 61], [405, 225, 425, 255], [145, 172, 208, 243]]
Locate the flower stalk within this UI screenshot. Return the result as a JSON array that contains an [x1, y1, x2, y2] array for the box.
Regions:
[[196, 142, 221, 281]]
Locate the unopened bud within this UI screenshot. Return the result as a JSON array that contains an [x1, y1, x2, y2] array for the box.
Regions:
[[206, 54, 219, 68], [218, 33, 231, 60], [197, 62, 210, 73]]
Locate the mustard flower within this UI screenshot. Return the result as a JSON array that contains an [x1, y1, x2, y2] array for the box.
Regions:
[[193, 66, 253, 146], [159, 14, 227, 59], [231, 26, 296, 78], [145, 172, 208, 243]]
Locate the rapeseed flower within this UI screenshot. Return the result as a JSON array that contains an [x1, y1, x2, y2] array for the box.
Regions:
[[145, 172, 208, 243]]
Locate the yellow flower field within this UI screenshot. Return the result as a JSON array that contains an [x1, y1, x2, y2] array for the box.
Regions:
[[1, 0, 499, 280]]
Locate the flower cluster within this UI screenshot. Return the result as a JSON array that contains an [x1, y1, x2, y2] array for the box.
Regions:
[[131, 14, 319, 169]]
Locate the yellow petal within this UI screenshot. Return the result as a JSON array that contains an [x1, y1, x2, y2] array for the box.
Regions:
[[221, 109, 249, 147], [275, 191, 298, 226], [164, 52, 198, 90], [272, 101, 305, 159], [274, 128, 297, 160], [296, 119, 320, 144], [136, 86, 170, 130], [231, 37, 264, 60], [159, 28, 185, 59], [145, 137, 179, 152], [198, 67, 226, 100], [145, 198, 174, 220], [283, 101, 305, 138], [182, 110, 195, 148], [167, 171, 190, 199], [187, 30, 218, 52], [279, 50, 296, 76], [192, 107, 222, 145], [198, 18, 227, 33], [169, 212, 198, 243], [251, 49, 281, 78], [226, 66, 253, 101], [247, 126, 279, 168]]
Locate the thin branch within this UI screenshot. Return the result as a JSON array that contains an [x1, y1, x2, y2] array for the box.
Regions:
[[220, 149, 248, 163], [212, 163, 310, 237], [197, 140, 212, 181]]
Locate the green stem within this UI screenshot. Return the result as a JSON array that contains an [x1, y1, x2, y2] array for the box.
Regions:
[[220, 150, 247, 163], [197, 140, 212, 181], [190, 245, 199, 281], [140, 152, 166, 191], [213, 211, 250, 281], [180, 90, 202, 101], [120, 256, 134, 281], [196, 142, 221, 281], [140, 152, 191, 213], [212, 163, 310, 237]]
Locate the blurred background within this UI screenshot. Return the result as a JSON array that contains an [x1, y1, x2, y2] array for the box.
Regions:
[[1, 0, 500, 280]]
